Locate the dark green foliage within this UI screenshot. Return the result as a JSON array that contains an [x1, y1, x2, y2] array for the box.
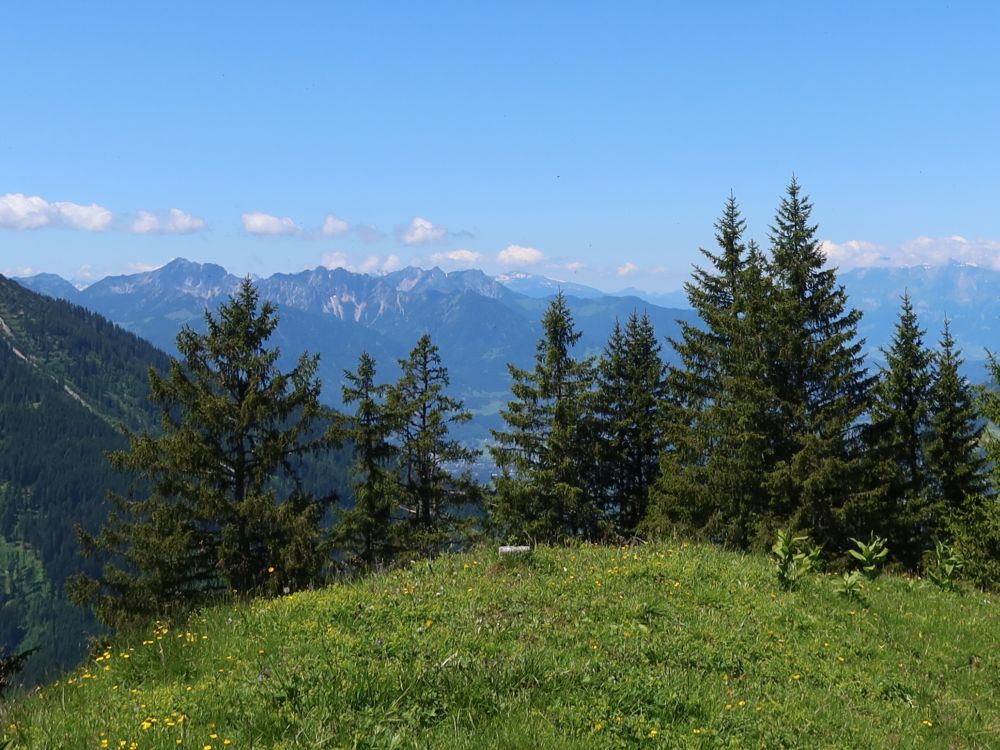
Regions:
[[956, 352, 1000, 590], [858, 293, 933, 564], [335, 352, 400, 568], [592, 312, 666, 535], [0, 275, 171, 682], [648, 198, 777, 547], [763, 179, 875, 549], [925, 321, 987, 530], [0, 647, 36, 700], [70, 280, 332, 627], [388, 335, 480, 557], [490, 292, 598, 542]]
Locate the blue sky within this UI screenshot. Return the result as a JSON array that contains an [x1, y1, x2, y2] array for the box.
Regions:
[[2, 2, 999, 291]]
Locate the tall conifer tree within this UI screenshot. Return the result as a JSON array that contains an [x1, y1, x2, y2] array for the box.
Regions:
[[925, 321, 987, 530], [490, 292, 597, 541], [764, 179, 874, 548], [335, 352, 399, 568], [388, 334, 479, 556], [860, 293, 934, 564], [71, 280, 331, 627], [648, 196, 776, 545], [592, 311, 666, 534]]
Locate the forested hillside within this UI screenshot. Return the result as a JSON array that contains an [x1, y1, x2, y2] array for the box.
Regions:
[[0, 275, 171, 683]]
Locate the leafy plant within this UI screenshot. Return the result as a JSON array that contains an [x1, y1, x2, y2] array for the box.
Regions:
[[848, 534, 889, 580], [771, 529, 821, 591], [926, 540, 964, 592], [835, 570, 866, 601]]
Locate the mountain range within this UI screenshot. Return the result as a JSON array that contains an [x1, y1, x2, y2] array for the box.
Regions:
[[15, 260, 699, 442], [20, 259, 1000, 393], [507, 264, 1000, 378]]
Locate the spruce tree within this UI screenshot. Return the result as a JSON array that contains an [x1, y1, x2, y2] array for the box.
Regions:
[[388, 334, 479, 556], [708, 240, 781, 547], [648, 196, 776, 546], [490, 292, 597, 542], [70, 280, 331, 627], [860, 292, 933, 564], [925, 320, 987, 530], [958, 353, 1000, 590], [592, 312, 666, 535], [335, 352, 399, 569], [764, 179, 875, 549]]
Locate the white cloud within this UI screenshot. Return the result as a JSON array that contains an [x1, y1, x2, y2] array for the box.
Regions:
[[131, 208, 206, 234], [56, 201, 113, 231], [242, 212, 300, 236], [320, 252, 401, 275], [820, 236, 1000, 270], [564, 261, 586, 272], [356, 255, 382, 273], [322, 214, 350, 236], [399, 216, 448, 245], [617, 262, 639, 276], [0, 193, 57, 229], [497, 244, 544, 266], [74, 264, 101, 282], [0, 192, 112, 231], [430, 249, 483, 266], [320, 251, 351, 270]]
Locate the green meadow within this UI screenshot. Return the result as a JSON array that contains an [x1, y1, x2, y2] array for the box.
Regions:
[[3, 542, 997, 749]]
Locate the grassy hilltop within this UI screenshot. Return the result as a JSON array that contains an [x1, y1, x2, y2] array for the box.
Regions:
[[2, 542, 997, 749]]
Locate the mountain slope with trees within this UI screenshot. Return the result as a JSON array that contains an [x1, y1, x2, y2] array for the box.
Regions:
[[0, 275, 172, 683]]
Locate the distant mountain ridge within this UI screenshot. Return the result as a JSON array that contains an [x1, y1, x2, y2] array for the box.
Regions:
[[518, 263, 1000, 377], [17, 260, 697, 442], [21, 258, 1000, 430]]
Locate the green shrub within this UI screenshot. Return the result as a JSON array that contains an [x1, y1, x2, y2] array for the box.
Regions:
[[848, 534, 888, 580], [771, 529, 820, 591]]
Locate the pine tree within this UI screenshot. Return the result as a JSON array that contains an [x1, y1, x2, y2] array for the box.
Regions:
[[648, 196, 776, 546], [70, 280, 332, 627], [490, 292, 597, 542], [593, 312, 666, 535], [956, 352, 1000, 590], [708, 240, 781, 547], [335, 352, 399, 569], [925, 320, 987, 530], [764, 179, 875, 549], [388, 334, 479, 556], [860, 293, 933, 564]]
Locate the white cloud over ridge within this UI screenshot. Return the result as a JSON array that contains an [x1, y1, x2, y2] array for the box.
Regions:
[[821, 235, 1000, 270], [320, 251, 400, 274], [617, 261, 639, 276], [399, 216, 448, 245], [0, 192, 112, 231], [131, 208, 206, 234], [430, 249, 482, 266], [497, 244, 544, 266], [242, 212, 301, 236], [322, 214, 350, 236]]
